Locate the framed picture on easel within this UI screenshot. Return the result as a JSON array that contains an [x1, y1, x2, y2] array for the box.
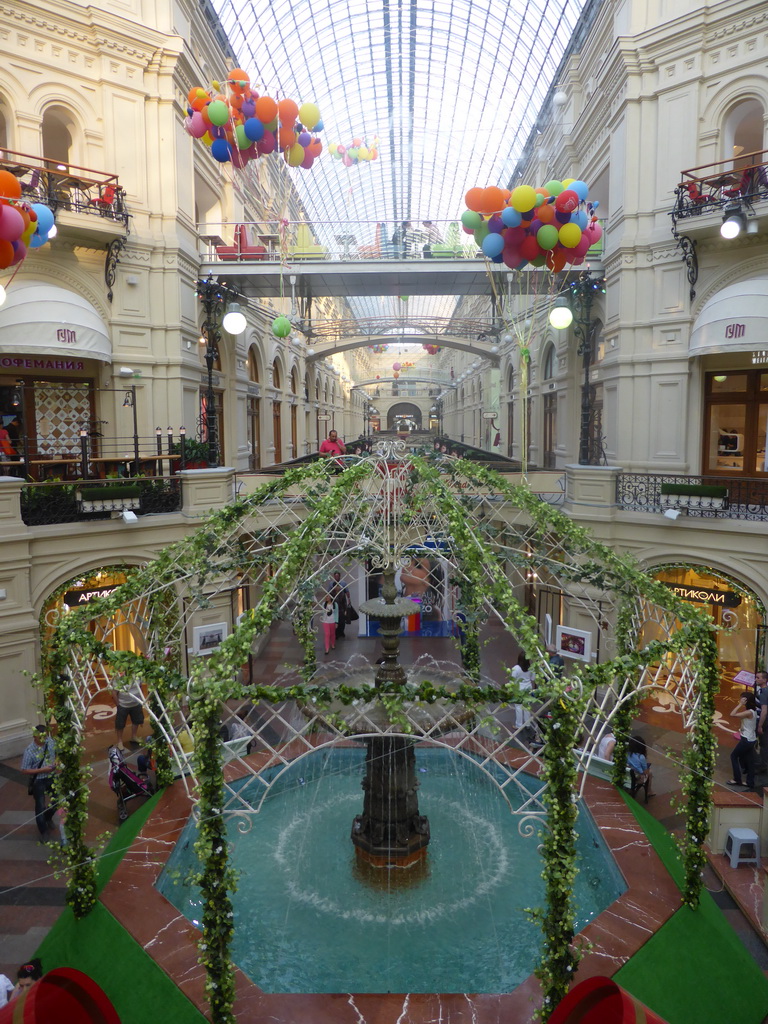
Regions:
[[556, 625, 592, 662]]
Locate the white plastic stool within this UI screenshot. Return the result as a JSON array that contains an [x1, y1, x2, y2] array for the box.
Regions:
[[724, 827, 761, 869]]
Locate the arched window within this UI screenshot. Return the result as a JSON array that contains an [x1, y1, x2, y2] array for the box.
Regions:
[[723, 99, 764, 165], [314, 376, 320, 401], [0, 106, 8, 151], [542, 344, 556, 381], [290, 367, 298, 395], [42, 106, 76, 169], [272, 360, 281, 390], [247, 348, 259, 383]]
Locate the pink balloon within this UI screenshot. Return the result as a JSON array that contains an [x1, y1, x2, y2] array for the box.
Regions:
[[393, 362, 401, 371], [342, 154, 353, 166], [573, 234, 591, 258], [0, 204, 24, 242], [300, 151, 314, 169], [502, 245, 522, 269], [257, 131, 276, 155], [188, 112, 207, 138], [590, 222, 603, 243]]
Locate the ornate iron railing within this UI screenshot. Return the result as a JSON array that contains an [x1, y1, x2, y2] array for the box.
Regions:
[[671, 148, 768, 225], [616, 472, 768, 521], [19, 476, 182, 526]]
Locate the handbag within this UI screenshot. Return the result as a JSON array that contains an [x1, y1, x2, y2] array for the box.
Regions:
[[346, 605, 359, 623]]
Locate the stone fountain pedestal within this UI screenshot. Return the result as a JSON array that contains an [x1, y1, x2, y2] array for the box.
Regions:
[[350, 588, 431, 867]]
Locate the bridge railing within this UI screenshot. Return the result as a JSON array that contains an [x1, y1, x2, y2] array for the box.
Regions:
[[198, 218, 605, 265]]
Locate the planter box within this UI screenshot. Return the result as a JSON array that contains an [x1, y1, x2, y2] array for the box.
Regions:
[[660, 483, 728, 512], [77, 484, 142, 514]]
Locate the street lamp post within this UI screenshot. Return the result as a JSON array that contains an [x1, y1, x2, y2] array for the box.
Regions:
[[195, 277, 246, 467], [549, 269, 605, 465]]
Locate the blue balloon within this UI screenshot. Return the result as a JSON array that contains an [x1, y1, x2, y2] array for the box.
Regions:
[[481, 233, 505, 258], [572, 210, 588, 229], [314, 120, 324, 132], [243, 117, 264, 142], [211, 138, 232, 162], [29, 231, 48, 249], [569, 180, 589, 201], [501, 207, 522, 228], [31, 203, 55, 236]]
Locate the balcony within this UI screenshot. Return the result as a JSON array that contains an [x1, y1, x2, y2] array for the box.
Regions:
[[0, 149, 129, 241], [616, 472, 768, 522], [671, 149, 768, 232]]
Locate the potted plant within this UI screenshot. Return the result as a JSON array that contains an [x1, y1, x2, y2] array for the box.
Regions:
[[170, 439, 210, 469]]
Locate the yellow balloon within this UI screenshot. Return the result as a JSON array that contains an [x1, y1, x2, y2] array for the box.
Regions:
[[286, 142, 305, 166], [328, 142, 338, 156], [358, 146, 370, 160], [201, 132, 214, 147], [510, 184, 537, 213], [562, 177, 575, 186], [299, 102, 320, 129], [558, 222, 582, 248]]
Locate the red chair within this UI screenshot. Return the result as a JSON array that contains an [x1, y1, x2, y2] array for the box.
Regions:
[[89, 183, 116, 214], [682, 181, 713, 206]]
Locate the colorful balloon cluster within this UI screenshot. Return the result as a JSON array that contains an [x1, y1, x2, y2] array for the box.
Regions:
[[184, 69, 323, 170], [368, 344, 388, 353], [328, 137, 379, 166], [0, 171, 55, 270], [422, 344, 441, 355], [461, 178, 601, 271]]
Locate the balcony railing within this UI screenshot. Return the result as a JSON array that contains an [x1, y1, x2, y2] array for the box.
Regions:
[[616, 472, 768, 522], [198, 219, 605, 265], [672, 149, 768, 224], [19, 475, 182, 526], [0, 149, 129, 225]]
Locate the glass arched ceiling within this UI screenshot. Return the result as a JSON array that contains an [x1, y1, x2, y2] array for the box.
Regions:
[[213, 0, 591, 228]]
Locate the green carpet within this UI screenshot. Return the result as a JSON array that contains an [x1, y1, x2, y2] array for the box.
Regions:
[[35, 902, 206, 1024], [613, 793, 768, 1024]]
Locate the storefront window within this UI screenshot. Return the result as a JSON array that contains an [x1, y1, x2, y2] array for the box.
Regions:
[[704, 370, 767, 475]]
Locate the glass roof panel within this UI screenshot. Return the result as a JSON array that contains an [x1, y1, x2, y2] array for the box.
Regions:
[[212, 0, 589, 228]]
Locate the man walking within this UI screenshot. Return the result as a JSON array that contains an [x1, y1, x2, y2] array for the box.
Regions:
[[20, 726, 57, 842], [113, 676, 145, 751]]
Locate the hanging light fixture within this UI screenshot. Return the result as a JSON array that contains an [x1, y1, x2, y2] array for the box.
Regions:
[[123, 391, 134, 408], [720, 202, 746, 239], [549, 295, 574, 329], [222, 302, 247, 334]]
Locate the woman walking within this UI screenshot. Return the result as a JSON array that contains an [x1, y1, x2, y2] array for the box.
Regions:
[[728, 691, 758, 790], [321, 595, 338, 655]]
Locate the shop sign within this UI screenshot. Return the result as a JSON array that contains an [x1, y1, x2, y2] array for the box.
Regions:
[[0, 356, 86, 370], [63, 585, 120, 606], [660, 581, 741, 607]]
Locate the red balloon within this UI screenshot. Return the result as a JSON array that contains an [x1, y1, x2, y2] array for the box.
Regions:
[[546, 247, 568, 272], [0, 238, 13, 269], [519, 235, 542, 261], [555, 189, 579, 213], [257, 131, 276, 155], [502, 245, 523, 269]]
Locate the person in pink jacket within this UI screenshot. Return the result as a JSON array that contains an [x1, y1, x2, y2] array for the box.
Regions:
[[319, 430, 345, 459]]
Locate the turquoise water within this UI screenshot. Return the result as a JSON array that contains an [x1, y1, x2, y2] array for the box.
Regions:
[[157, 747, 625, 993]]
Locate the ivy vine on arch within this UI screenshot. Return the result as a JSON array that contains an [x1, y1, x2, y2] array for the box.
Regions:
[[42, 445, 717, 1022]]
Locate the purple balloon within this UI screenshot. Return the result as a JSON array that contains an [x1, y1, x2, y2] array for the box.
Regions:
[[555, 210, 571, 224], [298, 131, 311, 147], [487, 215, 504, 234]]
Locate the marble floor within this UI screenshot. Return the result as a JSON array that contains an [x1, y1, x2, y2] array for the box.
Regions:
[[1, 618, 766, 1017]]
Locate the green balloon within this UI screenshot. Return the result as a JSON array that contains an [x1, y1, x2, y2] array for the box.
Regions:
[[461, 209, 483, 230], [544, 179, 564, 196], [272, 316, 292, 338], [537, 224, 559, 250], [235, 124, 250, 149], [207, 100, 230, 127], [474, 221, 490, 243]]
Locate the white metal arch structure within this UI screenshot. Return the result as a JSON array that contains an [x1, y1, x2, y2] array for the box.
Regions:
[[56, 442, 711, 822]]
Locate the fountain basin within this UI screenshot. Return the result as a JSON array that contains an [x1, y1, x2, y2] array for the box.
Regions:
[[157, 747, 625, 994]]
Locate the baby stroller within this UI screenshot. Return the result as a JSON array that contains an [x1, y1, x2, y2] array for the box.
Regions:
[[108, 746, 155, 822]]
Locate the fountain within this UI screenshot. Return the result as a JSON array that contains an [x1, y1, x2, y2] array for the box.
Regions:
[[351, 567, 431, 865]]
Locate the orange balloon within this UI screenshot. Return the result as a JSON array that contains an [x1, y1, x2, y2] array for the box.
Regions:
[[255, 95, 278, 122], [501, 188, 511, 201], [278, 125, 297, 148], [537, 203, 555, 223], [191, 95, 207, 112], [227, 69, 250, 93], [481, 186, 506, 214], [229, 94, 244, 110], [465, 187, 484, 212], [200, 104, 212, 125], [546, 247, 568, 273], [277, 98, 299, 124], [352, 138, 362, 147]]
